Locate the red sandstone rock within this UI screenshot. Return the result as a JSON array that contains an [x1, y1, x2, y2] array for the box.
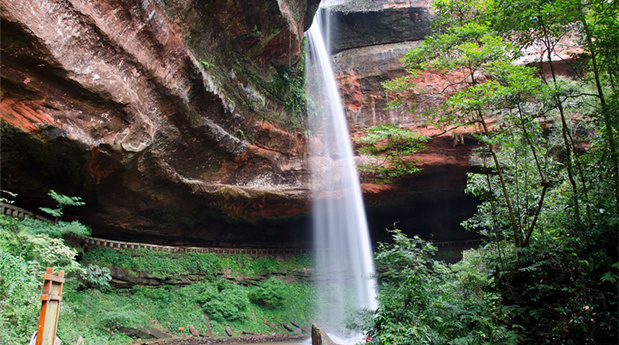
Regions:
[[0, 0, 483, 246], [1, 0, 317, 243]]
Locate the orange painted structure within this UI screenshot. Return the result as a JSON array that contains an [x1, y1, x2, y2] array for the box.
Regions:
[[35, 268, 64, 345]]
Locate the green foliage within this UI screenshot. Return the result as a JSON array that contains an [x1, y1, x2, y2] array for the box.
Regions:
[[199, 282, 250, 322], [249, 277, 288, 308], [39, 190, 86, 220], [356, 124, 428, 155], [354, 124, 428, 183], [432, 0, 491, 28], [85, 264, 112, 290], [20, 217, 90, 239], [363, 228, 520, 345], [84, 246, 311, 280], [57, 275, 315, 342], [22, 190, 91, 238], [374, 228, 437, 284], [387, 23, 520, 131], [405, 22, 517, 73], [0, 249, 40, 343], [74, 245, 316, 339], [199, 59, 213, 70], [280, 64, 307, 120], [473, 228, 619, 344], [0, 222, 315, 345], [84, 247, 222, 280], [244, 61, 307, 129], [59, 286, 194, 344], [0, 219, 85, 277], [0, 191, 91, 343], [379, 0, 618, 342]]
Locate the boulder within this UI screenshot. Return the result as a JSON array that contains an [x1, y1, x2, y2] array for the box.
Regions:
[[311, 324, 339, 345], [189, 325, 199, 337]]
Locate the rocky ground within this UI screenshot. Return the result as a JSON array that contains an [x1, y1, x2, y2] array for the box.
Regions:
[[142, 333, 308, 345]]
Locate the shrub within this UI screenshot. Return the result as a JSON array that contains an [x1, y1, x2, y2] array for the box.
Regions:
[[364, 228, 520, 345], [0, 250, 40, 343], [249, 277, 287, 308], [200, 283, 250, 322]]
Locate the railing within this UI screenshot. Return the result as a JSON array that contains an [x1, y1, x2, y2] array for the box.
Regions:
[[433, 239, 483, 247], [0, 201, 52, 223], [83, 237, 483, 256], [1, 201, 483, 254], [83, 237, 313, 255]]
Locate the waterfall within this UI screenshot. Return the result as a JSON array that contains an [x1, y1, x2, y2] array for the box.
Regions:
[[305, 6, 378, 343]]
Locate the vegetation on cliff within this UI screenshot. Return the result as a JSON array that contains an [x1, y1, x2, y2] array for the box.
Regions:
[[365, 0, 618, 343], [354, 124, 428, 183]]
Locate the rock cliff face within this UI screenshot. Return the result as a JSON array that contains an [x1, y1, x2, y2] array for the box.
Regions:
[[327, 0, 431, 128], [328, 0, 481, 243], [1, 0, 479, 246], [327, 0, 432, 53], [1, 0, 319, 245]]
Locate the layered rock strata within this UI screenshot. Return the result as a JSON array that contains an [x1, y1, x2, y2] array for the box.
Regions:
[[1, 0, 318, 244], [1, 0, 482, 246]]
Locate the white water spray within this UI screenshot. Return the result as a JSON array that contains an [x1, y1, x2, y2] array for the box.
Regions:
[[306, 6, 378, 342]]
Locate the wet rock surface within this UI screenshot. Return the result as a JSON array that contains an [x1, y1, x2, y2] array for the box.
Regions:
[[311, 324, 339, 345], [1, 0, 481, 246], [333, 41, 422, 128], [1, 0, 315, 245]]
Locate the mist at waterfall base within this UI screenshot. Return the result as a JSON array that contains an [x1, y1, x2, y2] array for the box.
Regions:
[[305, 7, 378, 343]]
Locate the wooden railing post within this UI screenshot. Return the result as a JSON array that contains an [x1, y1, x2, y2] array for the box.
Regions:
[[35, 268, 64, 345]]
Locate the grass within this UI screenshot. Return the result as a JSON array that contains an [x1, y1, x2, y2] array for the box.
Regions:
[[58, 279, 315, 343], [84, 247, 312, 280], [54, 247, 316, 344]]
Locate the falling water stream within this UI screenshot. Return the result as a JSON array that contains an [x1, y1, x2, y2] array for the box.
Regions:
[[306, 5, 378, 343]]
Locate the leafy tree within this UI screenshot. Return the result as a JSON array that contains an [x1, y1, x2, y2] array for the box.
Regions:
[[385, 0, 618, 244], [379, 0, 618, 343], [354, 124, 428, 183], [490, 0, 619, 228], [385, 19, 539, 246]]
